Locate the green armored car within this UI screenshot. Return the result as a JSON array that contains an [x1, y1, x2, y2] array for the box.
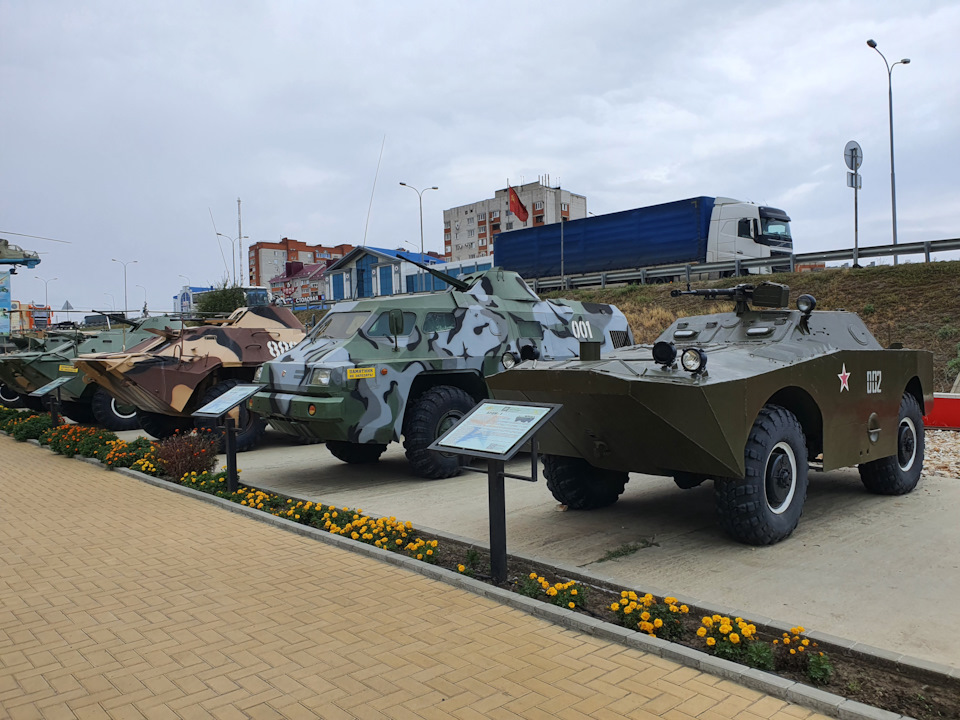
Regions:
[[487, 282, 934, 545], [249, 266, 634, 478]]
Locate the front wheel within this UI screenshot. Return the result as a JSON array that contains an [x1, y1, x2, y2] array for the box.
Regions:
[[91, 387, 141, 431], [137, 411, 193, 440], [858, 393, 924, 495], [543, 454, 629, 509], [403, 385, 476, 479], [0, 383, 25, 408], [715, 404, 808, 545], [327, 440, 386, 464]]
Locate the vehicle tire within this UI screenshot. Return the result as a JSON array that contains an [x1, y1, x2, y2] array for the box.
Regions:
[[137, 410, 193, 440], [715, 404, 808, 545], [858, 393, 924, 495], [194, 379, 267, 453], [327, 440, 387, 464], [90, 387, 141, 431], [673, 471, 707, 490], [60, 401, 96, 425], [403, 385, 476, 479], [543, 454, 629, 510], [0, 383, 25, 408]]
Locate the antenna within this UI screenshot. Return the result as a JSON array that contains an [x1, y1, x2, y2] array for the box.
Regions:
[[208, 208, 229, 278], [362, 135, 386, 247]]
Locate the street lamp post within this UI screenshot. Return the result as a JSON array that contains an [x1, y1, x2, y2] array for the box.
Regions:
[[111, 258, 138, 319], [103, 293, 115, 311], [136, 284, 148, 316], [217, 233, 248, 285], [34, 276, 58, 309], [399, 182, 438, 292], [866, 39, 910, 265]]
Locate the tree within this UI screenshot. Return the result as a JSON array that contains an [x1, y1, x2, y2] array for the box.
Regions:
[[195, 280, 246, 314]]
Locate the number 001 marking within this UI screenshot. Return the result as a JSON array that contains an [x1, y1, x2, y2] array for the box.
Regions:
[[571, 320, 594, 339]]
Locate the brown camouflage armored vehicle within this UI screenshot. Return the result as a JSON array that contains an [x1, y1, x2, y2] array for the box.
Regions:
[[74, 306, 304, 449], [487, 282, 934, 545]]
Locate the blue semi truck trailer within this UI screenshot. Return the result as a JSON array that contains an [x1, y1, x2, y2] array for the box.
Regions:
[[493, 196, 792, 283]]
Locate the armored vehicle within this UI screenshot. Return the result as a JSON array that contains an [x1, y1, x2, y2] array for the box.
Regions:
[[73, 305, 304, 449], [0, 315, 179, 428], [487, 282, 934, 545], [249, 265, 634, 479]]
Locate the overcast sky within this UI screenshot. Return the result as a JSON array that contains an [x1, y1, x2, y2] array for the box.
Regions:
[[2, 0, 958, 316]]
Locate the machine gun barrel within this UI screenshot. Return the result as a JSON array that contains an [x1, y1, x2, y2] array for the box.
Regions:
[[670, 285, 753, 299]]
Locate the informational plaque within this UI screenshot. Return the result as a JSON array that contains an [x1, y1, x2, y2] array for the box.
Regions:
[[29, 375, 75, 397], [430, 400, 560, 461], [192, 383, 263, 418]]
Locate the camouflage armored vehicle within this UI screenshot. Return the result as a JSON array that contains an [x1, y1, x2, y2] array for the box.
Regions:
[[249, 265, 634, 479], [0, 315, 179, 428], [73, 305, 304, 449], [487, 282, 934, 545]]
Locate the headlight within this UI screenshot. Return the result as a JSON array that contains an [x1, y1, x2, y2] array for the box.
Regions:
[[652, 341, 677, 366], [310, 368, 332, 386], [501, 352, 518, 369], [253, 366, 264, 382], [797, 294, 817, 314], [680, 348, 707, 374]]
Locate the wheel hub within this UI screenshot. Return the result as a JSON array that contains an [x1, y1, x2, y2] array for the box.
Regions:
[[764, 442, 797, 514], [898, 419, 917, 471]]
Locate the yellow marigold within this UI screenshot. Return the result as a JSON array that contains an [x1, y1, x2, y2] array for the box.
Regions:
[[664, 597, 677, 605], [729, 634, 740, 644], [568, 602, 575, 609], [620, 591, 628, 598], [706, 637, 716, 647], [802, 639, 810, 646], [653, 619, 663, 629], [458, 565, 465, 572], [783, 637, 790, 645], [696, 627, 707, 637], [798, 646, 805, 652], [790, 649, 796, 655], [719, 625, 732, 635], [623, 606, 633, 615], [529, 572, 537, 579], [639, 621, 653, 632], [680, 605, 689, 614], [546, 588, 558, 597], [712, 614, 722, 622], [611, 603, 620, 612], [702, 617, 713, 628], [570, 589, 577, 596], [640, 611, 650, 621]]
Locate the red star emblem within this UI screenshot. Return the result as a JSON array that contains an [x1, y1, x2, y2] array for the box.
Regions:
[[838, 364, 850, 392]]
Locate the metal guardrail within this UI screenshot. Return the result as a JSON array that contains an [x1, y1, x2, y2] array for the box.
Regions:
[[530, 237, 960, 292]]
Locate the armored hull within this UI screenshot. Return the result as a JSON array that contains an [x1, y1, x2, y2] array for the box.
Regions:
[[487, 283, 934, 544], [250, 268, 633, 478]]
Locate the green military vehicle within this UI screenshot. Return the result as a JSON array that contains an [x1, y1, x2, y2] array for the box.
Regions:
[[249, 265, 634, 479], [0, 315, 179, 429], [487, 282, 934, 545]]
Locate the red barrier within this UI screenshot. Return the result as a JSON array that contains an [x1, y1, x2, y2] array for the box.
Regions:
[[924, 393, 960, 430]]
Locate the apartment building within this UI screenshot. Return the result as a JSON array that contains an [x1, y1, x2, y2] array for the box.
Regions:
[[442, 180, 587, 263], [247, 238, 353, 286]]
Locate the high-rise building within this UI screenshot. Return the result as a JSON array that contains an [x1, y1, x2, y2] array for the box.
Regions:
[[247, 238, 353, 286], [443, 181, 587, 263]]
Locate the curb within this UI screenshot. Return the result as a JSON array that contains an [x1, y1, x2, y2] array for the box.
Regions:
[[3, 433, 955, 719]]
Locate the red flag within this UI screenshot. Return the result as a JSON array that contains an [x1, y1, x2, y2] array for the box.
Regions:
[[508, 185, 529, 222]]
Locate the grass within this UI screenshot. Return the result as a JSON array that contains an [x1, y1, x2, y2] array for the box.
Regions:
[[593, 539, 658, 563]]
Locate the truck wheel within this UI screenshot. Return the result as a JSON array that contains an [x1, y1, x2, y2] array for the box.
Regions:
[[194, 379, 267, 453], [91, 387, 141, 431], [715, 404, 808, 545], [327, 440, 387, 464], [0, 383, 25, 408], [403, 385, 476, 479], [858, 393, 924, 495], [61, 401, 96, 425], [137, 411, 193, 440], [543, 454, 629, 509]]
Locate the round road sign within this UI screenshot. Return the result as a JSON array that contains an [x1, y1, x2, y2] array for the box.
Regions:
[[844, 140, 863, 171]]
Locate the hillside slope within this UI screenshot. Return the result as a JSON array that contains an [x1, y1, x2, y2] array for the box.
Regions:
[[544, 260, 960, 392]]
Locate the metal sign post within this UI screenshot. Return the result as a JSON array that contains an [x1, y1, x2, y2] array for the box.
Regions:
[[192, 383, 263, 493], [845, 141, 864, 268], [428, 400, 561, 583], [29, 375, 75, 427]]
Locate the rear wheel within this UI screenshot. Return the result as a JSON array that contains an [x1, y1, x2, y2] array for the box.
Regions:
[[194, 379, 267, 453], [715, 404, 808, 545], [137, 411, 193, 440], [543, 454, 629, 509], [61, 401, 96, 425], [327, 441, 387, 464], [0, 383, 25, 408], [403, 385, 476, 479], [859, 393, 924, 495], [91, 387, 141, 431]]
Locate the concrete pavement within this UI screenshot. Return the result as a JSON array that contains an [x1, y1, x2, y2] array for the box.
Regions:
[[0, 434, 833, 720]]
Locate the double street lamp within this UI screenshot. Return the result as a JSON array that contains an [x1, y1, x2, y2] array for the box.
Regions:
[[217, 233, 247, 285], [111, 258, 138, 318], [34, 276, 58, 309], [866, 39, 910, 265], [399, 182, 438, 292]]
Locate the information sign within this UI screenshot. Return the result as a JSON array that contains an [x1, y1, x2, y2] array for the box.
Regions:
[[29, 375, 75, 397], [192, 383, 263, 418], [430, 400, 560, 461]]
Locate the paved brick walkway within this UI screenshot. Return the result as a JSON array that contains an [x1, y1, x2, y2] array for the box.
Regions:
[[0, 436, 830, 720]]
